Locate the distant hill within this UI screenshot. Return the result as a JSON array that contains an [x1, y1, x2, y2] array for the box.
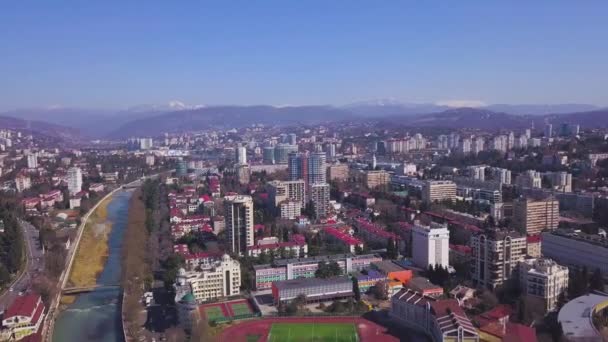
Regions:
[[485, 104, 600, 115], [107, 105, 354, 138], [547, 109, 608, 127], [1, 107, 165, 138], [0, 115, 80, 140], [379, 107, 533, 130], [5, 102, 608, 139]]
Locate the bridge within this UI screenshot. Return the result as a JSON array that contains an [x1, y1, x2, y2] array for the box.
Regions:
[[62, 284, 121, 295]]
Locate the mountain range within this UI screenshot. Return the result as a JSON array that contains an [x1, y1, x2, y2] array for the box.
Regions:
[[1, 101, 607, 139]]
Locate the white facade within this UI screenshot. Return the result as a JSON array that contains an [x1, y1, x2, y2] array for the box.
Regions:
[[412, 222, 450, 269], [518, 258, 569, 311], [471, 230, 527, 289], [175, 255, 241, 302], [279, 200, 301, 220], [27, 154, 38, 169], [422, 180, 456, 203], [235, 145, 247, 164], [15, 175, 31, 192], [543, 171, 572, 193], [67, 167, 83, 195], [489, 167, 512, 185], [515, 170, 542, 189]]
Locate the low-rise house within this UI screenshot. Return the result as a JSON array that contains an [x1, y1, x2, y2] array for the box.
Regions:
[[0, 294, 46, 341]]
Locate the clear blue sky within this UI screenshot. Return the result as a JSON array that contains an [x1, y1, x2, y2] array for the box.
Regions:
[[1, 1, 607, 110]]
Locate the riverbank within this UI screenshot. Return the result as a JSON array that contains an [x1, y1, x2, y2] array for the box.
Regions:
[[52, 190, 134, 342], [66, 195, 113, 289]]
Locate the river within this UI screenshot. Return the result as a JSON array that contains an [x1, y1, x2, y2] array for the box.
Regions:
[[53, 190, 133, 342]]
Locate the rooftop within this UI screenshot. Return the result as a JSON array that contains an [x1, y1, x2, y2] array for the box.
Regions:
[[253, 253, 380, 270], [372, 260, 407, 274], [272, 276, 352, 290], [4, 294, 40, 319], [558, 293, 608, 340]]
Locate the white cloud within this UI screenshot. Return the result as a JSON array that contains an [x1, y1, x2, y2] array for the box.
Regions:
[[435, 99, 486, 108]]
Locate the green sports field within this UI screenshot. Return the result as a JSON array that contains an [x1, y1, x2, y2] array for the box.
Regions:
[[203, 306, 226, 321], [267, 323, 358, 342], [231, 302, 253, 315]]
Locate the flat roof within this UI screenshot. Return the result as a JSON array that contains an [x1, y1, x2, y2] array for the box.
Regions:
[[253, 253, 380, 270], [273, 276, 352, 290], [372, 260, 406, 274], [558, 293, 608, 340]]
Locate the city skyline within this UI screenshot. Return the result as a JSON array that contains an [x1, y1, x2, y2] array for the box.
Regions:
[[1, 1, 608, 110]]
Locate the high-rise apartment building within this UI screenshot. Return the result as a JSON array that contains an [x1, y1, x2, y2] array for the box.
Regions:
[[235, 145, 247, 165], [412, 222, 450, 269], [489, 167, 512, 185], [27, 154, 38, 169], [288, 152, 308, 182], [467, 165, 486, 181], [518, 258, 568, 311], [492, 135, 508, 153], [15, 174, 31, 192], [460, 137, 472, 154], [515, 170, 542, 189], [67, 167, 83, 195], [224, 195, 254, 255], [513, 197, 559, 235], [268, 180, 306, 209], [327, 163, 349, 181], [307, 152, 327, 184], [422, 180, 456, 203], [543, 171, 572, 193], [471, 229, 527, 289], [308, 183, 330, 219], [364, 170, 390, 189], [472, 136, 485, 154], [263, 146, 275, 164], [544, 124, 553, 138], [275, 144, 298, 164]]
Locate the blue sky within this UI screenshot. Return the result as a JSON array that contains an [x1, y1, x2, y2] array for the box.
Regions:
[[1, 1, 607, 110]]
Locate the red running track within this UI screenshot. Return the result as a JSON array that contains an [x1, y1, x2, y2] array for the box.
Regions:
[[217, 316, 399, 342]]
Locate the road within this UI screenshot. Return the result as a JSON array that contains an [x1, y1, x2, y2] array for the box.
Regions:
[[0, 220, 45, 311]]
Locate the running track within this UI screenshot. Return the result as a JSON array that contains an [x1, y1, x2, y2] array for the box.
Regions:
[[217, 317, 399, 342]]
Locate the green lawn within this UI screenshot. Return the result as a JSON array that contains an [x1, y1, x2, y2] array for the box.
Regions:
[[203, 306, 226, 321], [268, 323, 358, 342], [231, 302, 253, 315]]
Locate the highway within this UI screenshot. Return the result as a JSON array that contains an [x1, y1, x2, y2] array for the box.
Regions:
[[0, 220, 45, 311]]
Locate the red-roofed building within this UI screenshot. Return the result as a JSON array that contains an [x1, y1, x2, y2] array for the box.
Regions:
[[247, 234, 308, 258], [21, 198, 40, 211], [450, 244, 472, 263], [183, 251, 223, 269], [390, 289, 479, 342], [352, 218, 401, 250], [0, 294, 45, 341], [173, 244, 189, 256], [323, 227, 364, 253], [476, 305, 537, 342]]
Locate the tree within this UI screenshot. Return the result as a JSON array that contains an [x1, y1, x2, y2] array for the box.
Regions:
[[590, 268, 605, 291], [386, 237, 398, 259], [352, 277, 361, 301], [354, 245, 363, 255], [373, 280, 390, 300]]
